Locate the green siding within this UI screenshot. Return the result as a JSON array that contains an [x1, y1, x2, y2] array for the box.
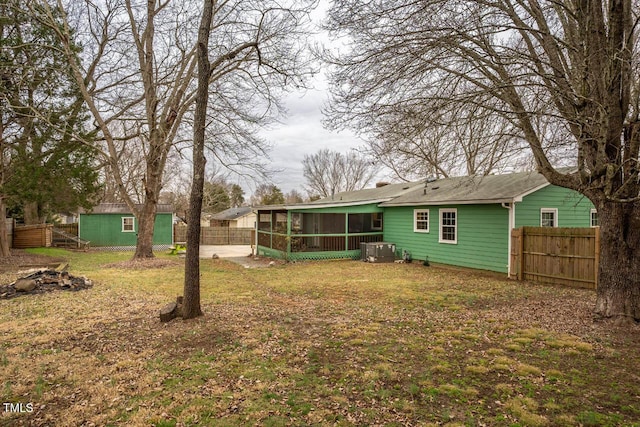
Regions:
[[515, 185, 595, 228], [383, 204, 510, 273], [79, 213, 173, 246]]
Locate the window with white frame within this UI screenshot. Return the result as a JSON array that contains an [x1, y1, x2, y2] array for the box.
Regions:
[[122, 217, 135, 232], [540, 208, 557, 227], [414, 209, 429, 232], [439, 208, 457, 244], [590, 209, 599, 227], [371, 212, 383, 230]]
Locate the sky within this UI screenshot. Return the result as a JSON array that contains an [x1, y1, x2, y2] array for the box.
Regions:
[[251, 1, 372, 196], [258, 80, 365, 195]]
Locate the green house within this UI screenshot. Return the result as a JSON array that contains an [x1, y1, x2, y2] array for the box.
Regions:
[[256, 171, 596, 273], [79, 203, 174, 248]]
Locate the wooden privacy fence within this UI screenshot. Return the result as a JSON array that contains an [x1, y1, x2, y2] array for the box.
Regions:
[[510, 227, 599, 289], [174, 226, 254, 245], [13, 224, 53, 249]]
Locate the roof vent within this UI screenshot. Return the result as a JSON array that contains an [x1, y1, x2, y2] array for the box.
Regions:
[[376, 182, 390, 188]]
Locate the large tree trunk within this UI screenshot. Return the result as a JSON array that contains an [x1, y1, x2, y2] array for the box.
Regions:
[[134, 199, 157, 259], [181, 0, 213, 320], [594, 200, 640, 323], [23, 201, 44, 225], [133, 145, 165, 259], [0, 196, 11, 258]]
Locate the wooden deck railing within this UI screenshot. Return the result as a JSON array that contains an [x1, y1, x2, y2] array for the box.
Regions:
[[258, 231, 384, 253]]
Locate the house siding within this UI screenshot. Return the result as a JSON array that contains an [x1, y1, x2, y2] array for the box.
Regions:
[[79, 213, 173, 246], [234, 214, 256, 228], [515, 185, 594, 228], [383, 204, 510, 273]]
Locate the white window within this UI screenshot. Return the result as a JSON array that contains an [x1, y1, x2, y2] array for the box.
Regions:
[[540, 208, 558, 227], [122, 217, 135, 232], [414, 209, 429, 232], [371, 212, 383, 230], [439, 208, 457, 244], [590, 209, 599, 227]]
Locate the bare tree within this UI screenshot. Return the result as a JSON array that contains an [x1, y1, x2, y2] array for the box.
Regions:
[[302, 148, 378, 198], [324, 0, 640, 324], [365, 98, 528, 180], [33, 0, 315, 258], [182, 0, 213, 320]]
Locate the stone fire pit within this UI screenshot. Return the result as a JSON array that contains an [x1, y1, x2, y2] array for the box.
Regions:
[[0, 266, 93, 299]]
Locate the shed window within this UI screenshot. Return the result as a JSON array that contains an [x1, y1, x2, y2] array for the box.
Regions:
[[122, 217, 135, 232], [590, 209, 599, 227], [540, 208, 557, 227], [414, 209, 429, 233], [439, 209, 457, 244]]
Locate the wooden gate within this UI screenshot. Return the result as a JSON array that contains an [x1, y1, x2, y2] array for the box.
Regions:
[[510, 227, 599, 289]]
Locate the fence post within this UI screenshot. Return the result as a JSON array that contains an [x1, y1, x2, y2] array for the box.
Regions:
[[518, 227, 524, 281], [594, 227, 600, 289], [509, 228, 522, 280]]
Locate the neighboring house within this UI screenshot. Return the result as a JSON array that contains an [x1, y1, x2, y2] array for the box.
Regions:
[[78, 203, 173, 248], [53, 212, 78, 224], [210, 206, 256, 228], [256, 171, 596, 273]]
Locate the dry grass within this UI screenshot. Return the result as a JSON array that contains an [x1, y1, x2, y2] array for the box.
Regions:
[[1, 248, 639, 426]]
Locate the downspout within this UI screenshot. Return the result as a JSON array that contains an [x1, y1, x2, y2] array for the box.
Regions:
[[501, 201, 516, 276]]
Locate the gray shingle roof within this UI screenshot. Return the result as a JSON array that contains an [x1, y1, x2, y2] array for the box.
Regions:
[[211, 206, 254, 220], [379, 171, 549, 206], [81, 203, 174, 214], [256, 170, 555, 210], [302, 182, 424, 206]]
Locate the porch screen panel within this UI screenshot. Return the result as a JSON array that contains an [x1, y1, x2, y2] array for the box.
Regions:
[[320, 213, 345, 234], [348, 213, 381, 233], [258, 212, 271, 231], [274, 212, 287, 233]]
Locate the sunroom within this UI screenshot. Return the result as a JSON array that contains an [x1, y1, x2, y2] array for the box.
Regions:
[[256, 205, 385, 260]]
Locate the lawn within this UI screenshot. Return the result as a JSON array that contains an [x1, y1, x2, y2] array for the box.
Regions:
[[1, 248, 639, 426]]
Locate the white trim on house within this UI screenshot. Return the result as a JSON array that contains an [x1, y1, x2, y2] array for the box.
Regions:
[[540, 208, 558, 227], [590, 209, 599, 227], [502, 201, 516, 274], [413, 209, 430, 233], [439, 208, 457, 244], [513, 182, 551, 202], [122, 217, 135, 232]]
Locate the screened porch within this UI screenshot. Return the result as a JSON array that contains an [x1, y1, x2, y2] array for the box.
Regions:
[[256, 209, 384, 260]]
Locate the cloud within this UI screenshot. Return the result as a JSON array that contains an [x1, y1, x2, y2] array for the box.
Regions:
[[260, 83, 363, 194]]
